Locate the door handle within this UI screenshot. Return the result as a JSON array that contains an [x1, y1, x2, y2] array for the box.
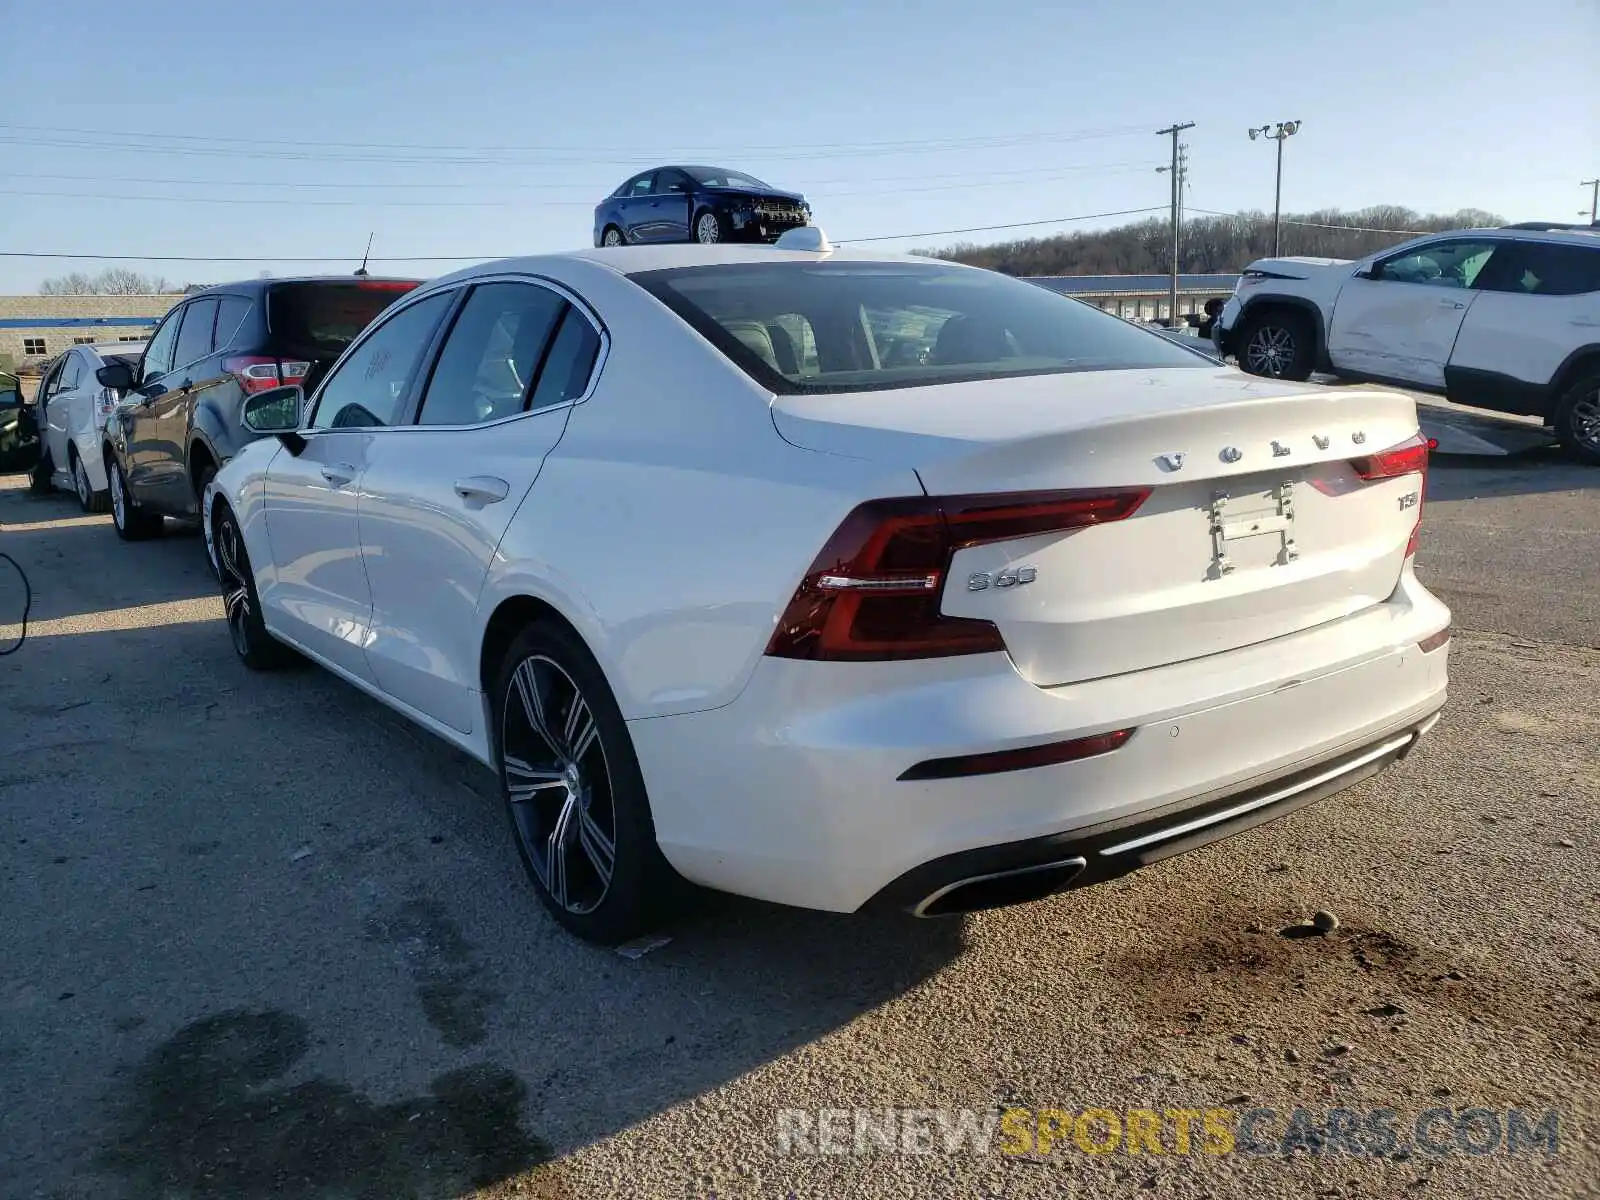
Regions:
[[453, 475, 510, 504], [1441, 300, 1465, 309], [320, 463, 356, 486]]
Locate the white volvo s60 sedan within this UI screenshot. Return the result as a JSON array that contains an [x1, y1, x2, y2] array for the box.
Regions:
[[205, 233, 1450, 944]]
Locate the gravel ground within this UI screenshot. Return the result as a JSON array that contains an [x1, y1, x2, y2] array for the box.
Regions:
[[0, 449, 1595, 1200]]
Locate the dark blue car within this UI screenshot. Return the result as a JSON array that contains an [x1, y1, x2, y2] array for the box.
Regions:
[[594, 166, 811, 247]]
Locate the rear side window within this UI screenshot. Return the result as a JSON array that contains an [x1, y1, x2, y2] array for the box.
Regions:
[[267, 281, 419, 359], [1476, 241, 1600, 296], [174, 298, 218, 367], [631, 261, 1208, 395], [417, 282, 567, 426], [529, 309, 602, 410], [59, 354, 81, 390], [213, 296, 253, 351]]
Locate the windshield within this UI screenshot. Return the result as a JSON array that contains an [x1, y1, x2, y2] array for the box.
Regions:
[[631, 261, 1210, 394], [685, 167, 771, 191]]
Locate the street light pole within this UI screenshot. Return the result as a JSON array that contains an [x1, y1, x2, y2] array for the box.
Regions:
[[1249, 121, 1302, 256], [1582, 179, 1599, 224]]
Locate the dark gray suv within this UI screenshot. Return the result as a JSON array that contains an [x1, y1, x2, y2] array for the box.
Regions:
[[98, 275, 420, 541]]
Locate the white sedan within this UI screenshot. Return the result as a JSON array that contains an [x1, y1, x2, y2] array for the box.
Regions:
[[206, 235, 1451, 944]]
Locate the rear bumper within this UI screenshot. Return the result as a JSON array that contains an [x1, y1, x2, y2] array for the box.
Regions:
[[629, 569, 1450, 914], [1212, 296, 1244, 357]]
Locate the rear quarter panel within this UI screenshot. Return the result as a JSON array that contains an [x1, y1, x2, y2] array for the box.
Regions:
[[476, 261, 923, 721]]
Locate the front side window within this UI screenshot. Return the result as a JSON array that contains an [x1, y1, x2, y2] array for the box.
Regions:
[[631, 261, 1209, 395], [139, 308, 183, 384], [416, 282, 567, 426], [684, 167, 770, 190], [308, 291, 453, 430], [1373, 240, 1499, 289], [173, 298, 219, 368]]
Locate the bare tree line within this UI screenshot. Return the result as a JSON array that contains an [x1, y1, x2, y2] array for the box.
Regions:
[[928, 207, 1506, 277], [38, 268, 179, 296]]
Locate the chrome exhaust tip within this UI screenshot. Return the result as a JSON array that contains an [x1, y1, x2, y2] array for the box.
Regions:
[[912, 856, 1089, 918]]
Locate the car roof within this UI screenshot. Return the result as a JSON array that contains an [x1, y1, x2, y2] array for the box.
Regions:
[[181, 275, 423, 298], [80, 341, 145, 355], [422, 243, 964, 289]]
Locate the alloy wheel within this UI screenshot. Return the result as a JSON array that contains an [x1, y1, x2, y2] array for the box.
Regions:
[[214, 512, 254, 659], [110, 463, 126, 529], [1570, 389, 1600, 453], [602, 228, 624, 247], [1245, 325, 1295, 377], [695, 214, 721, 245], [501, 655, 617, 915]]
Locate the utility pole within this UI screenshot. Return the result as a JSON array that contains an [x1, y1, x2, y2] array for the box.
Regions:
[[1249, 120, 1302, 256], [1157, 122, 1195, 326], [1582, 179, 1599, 223]]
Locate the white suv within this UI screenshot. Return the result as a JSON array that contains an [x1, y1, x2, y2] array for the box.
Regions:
[[1212, 222, 1600, 463]]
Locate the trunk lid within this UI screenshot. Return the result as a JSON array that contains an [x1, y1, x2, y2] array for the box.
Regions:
[[772, 368, 1426, 686]]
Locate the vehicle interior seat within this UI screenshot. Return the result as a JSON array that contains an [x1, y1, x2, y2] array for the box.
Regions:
[[932, 314, 1014, 365], [721, 319, 781, 374], [764, 323, 799, 375]]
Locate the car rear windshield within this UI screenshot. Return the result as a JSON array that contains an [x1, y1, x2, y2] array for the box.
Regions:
[[630, 261, 1209, 395], [266, 281, 420, 358]]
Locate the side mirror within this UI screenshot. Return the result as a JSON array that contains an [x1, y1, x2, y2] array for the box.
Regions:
[[1353, 265, 1378, 281], [96, 361, 136, 392], [242, 385, 304, 434]]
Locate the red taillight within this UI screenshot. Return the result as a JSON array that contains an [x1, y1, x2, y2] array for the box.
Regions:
[[225, 356, 310, 395], [357, 280, 420, 292], [1347, 432, 1430, 558], [765, 488, 1151, 662], [96, 388, 116, 417]]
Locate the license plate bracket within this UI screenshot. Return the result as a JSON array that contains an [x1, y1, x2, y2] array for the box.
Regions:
[[1209, 480, 1298, 577]]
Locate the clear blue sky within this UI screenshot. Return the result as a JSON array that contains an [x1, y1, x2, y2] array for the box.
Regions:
[[3, 0, 1596, 292]]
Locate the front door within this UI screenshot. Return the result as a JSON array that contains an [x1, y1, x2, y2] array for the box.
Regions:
[[38, 355, 73, 473], [359, 280, 603, 733], [142, 298, 219, 514], [122, 303, 185, 497], [258, 288, 457, 682], [1326, 239, 1500, 388]]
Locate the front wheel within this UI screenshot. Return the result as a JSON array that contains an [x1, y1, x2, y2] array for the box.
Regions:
[[212, 502, 293, 669], [107, 457, 162, 540], [493, 621, 687, 944], [1235, 309, 1316, 381], [1551, 369, 1600, 467], [693, 210, 724, 245], [601, 226, 625, 248]]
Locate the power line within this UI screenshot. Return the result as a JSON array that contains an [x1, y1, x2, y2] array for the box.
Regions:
[[0, 204, 1174, 263], [0, 168, 1160, 210]]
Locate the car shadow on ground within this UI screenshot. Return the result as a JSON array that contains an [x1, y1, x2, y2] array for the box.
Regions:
[[1424, 447, 1597, 502], [1, 596, 966, 1199]]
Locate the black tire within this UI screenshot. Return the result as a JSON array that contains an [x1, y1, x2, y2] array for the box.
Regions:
[[211, 501, 294, 670], [28, 447, 53, 495], [107, 456, 163, 540], [194, 463, 219, 575], [600, 225, 625, 248], [692, 209, 725, 245], [492, 620, 686, 945], [70, 449, 109, 514], [1235, 308, 1317, 381], [1550, 369, 1600, 467]]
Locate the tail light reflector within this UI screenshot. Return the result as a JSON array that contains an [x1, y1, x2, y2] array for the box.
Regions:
[[1417, 626, 1450, 654], [765, 488, 1150, 662], [898, 728, 1135, 781], [225, 356, 310, 395]]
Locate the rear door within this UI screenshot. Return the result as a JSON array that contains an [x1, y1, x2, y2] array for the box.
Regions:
[[1326, 237, 1500, 387], [1448, 239, 1600, 399], [614, 173, 658, 242], [259, 288, 457, 683], [357, 278, 602, 733]]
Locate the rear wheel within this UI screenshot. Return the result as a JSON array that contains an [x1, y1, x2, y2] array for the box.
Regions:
[[493, 621, 686, 944], [1551, 369, 1600, 467], [71, 450, 108, 513], [1236, 308, 1317, 381], [107, 457, 162, 540], [194, 463, 218, 575], [212, 502, 293, 670]]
